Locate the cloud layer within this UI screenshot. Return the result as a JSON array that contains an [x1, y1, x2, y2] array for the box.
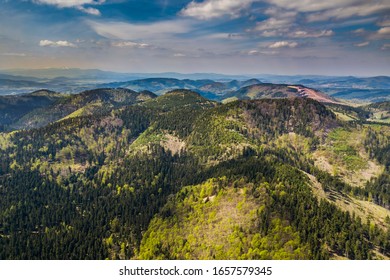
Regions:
[[39, 40, 76, 47], [33, 0, 104, 15], [180, 0, 254, 20], [268, 41, 298, 48], [0, 0, 388, 75]]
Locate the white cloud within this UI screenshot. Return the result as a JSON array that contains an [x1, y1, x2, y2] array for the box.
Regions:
[[244, 49, 278, 55], [88, 20, 191, 41], [378, 26, 390, 35], [306, 3, 390, 22], [260, 30, 278, 37], [111, 41, 150, 48], [369, 26, 390, 39], [291, 30, 334, 38], [205, 33, 244, 39], [266, 0, 360, 13], [247, 50, 259, 55], [180, 0, 389, 23], [252, 9, 297, 37], [33, 0, 104, 15], [268, 41, 298, 48], [253, 13, 333, 39], [180, 0, 254, 20], [33, 0, 104, 8], [353, 28, 366, 34], [77, 6, 101, 16], [173, 53, 186, 57], [354, 41, 370, 47], [39, 40, 76, 47], [255, 17, 293, 32]]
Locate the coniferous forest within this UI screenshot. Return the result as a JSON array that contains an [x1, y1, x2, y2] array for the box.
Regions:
[[0, 89, 389, 260]]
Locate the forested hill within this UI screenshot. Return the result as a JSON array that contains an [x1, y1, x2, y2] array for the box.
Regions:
[[0, 90, 389, 260], [0, 88, 157, 131], [0, 89, 63, 129]]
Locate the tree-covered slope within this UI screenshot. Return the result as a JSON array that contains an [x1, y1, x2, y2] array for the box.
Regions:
[[0, 90, 64, 130], [0, 91, 389, 260], [1, 88, 156, 129]]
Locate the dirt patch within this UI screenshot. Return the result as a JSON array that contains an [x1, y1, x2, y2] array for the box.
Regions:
[[313, 153, 334, 174], [160, 134, 186, 155], [100, 116, 123, 128], [305, 172, 327, 200], [203, 195, 216, 203], [313, 151, 383, 188], [360, 161, 383, 181], [287, 86, 341, 104]]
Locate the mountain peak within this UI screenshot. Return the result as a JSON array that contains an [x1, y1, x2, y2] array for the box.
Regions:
[[142, 89, 215, 111], [27, 89, 59, 96]]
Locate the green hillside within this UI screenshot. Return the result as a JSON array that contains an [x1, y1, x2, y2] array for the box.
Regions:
[[0, 90, 389, 260], [1, 88, 157, 130], [0, 90, 64, 130], [363, 101, 390, 123]]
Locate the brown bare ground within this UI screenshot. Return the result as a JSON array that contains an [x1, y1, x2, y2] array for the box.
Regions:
[[287, 86, 341, 104], [160, 133, 186, 155], [313, 151, 383, 188]]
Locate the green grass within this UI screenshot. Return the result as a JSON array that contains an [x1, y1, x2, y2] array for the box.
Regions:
[[327, 128, 366, 170], [222, 97, 238, 104], [129, 126, 164, 152], [60, 101, 106, 120], [333, 112, 357, 121]]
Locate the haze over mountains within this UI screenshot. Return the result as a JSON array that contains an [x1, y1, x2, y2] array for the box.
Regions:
[[1, 69, 389, 102]]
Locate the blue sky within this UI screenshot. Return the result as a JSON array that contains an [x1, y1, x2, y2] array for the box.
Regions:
[[0, 0, 389, 75]]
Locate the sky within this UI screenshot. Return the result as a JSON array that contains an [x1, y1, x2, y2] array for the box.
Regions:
[[0, 0, 389, 76]]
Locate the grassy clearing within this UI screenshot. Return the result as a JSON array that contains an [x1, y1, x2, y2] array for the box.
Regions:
[[305, 172, 390, 232], [368, 111, 390, 123], [222, 97, 238, 104], [314, 127, 384, 187], [128, 126, 164, 154], [60, 102, 105, 120], [333, 111, 357, 121]]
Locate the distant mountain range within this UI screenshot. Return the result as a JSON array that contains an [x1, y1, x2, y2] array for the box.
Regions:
[[1, 68, 251, 82], [99, 78, 263, 97], [0, 68, 389, 102]]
